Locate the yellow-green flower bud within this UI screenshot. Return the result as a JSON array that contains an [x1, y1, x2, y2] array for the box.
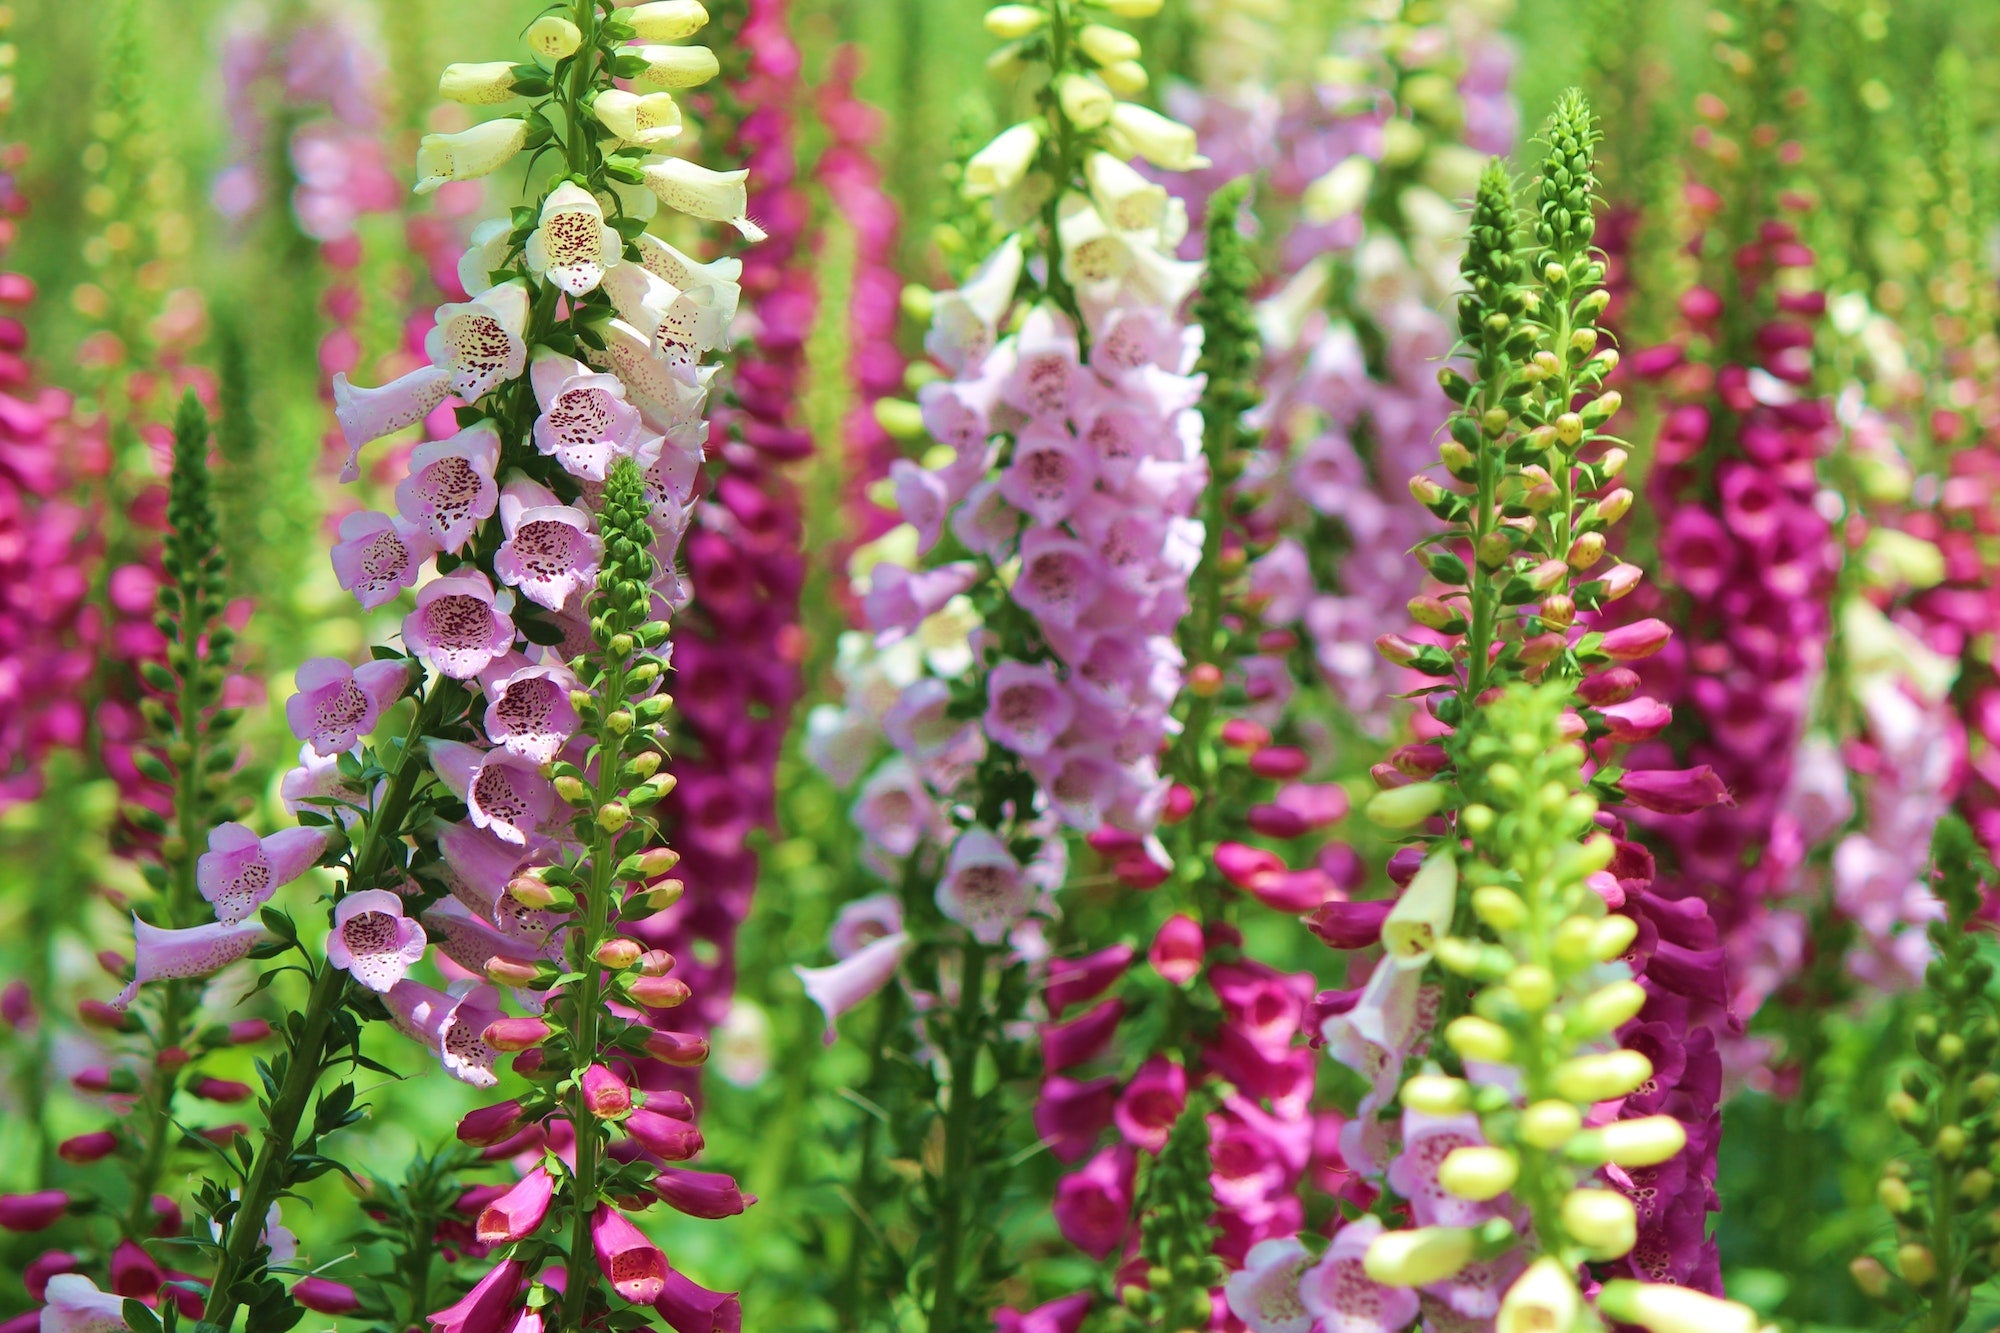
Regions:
[[1574, 981, 1649, 1036], [1553, 1050, 1652, 1103], [1506, 964, 1556, 1012], [1562, 1188, 1636, 1259], [1098, 61, 1149, 96], [1438, 1147, 1517, 1201], [1444, 1015, 1512, 1063], [1365, 781, 1447, 828], [1519, 1099, 1583, 1150], [1401, 1073, 1471, 1116], [1077, 22, 1141, 64], [1362, 1227, 1475, 1288], [982, 3, 1047, 37], [1589, 1115, 1686, 1168], [1470, 886, 1525, 932], [439, 62, 520, 106], [1056, 74, 1115, 130], [1898, 1243, 1937, 1287], [1597, 1281, 1759, 1333], [1098, 0, 1163, 15], [1848, 1256, 1890, 1299], [1497, 1257, 1583, 1333], [1590, 914, 1638, 962], [628, 1, 710, 41]]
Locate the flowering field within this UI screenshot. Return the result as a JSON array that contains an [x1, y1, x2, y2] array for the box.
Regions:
[[1, 0, 1998, 1328]]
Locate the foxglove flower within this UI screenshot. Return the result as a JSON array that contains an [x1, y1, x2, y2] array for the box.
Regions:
[[324, 889, 427, 992], [524, 182, 622, 295], [196, 822, 328, 924], [285, 657, 408, 756], [493, 479, 603, 610], [331, 509, 437, 608], [404, 572, 515, 680], [396, 423, 502, 553], [114, 918, 273, 1009]]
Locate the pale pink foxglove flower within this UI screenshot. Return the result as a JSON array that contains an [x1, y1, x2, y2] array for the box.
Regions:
[[395, 423, 502, 553], [429, 740, 555, 847], [330, 510, 438, 609], [479, 659, 581, 764], [1298, 1216, 1419, 1333], [1224, 1235, 1316, 1333], [285, 656, 409, 756], [404, 572, 515, 680], [114, 918, 273, 1008], [493, 479, 603, 611], [794, 930, 911, 1044], [196, 822, 328, 924], [325, 889, 428, 992], [529, 350, 651, 482], [936, 827, 1033, 944], [524, 182, 623, 296], [426, 280, 531, 400]]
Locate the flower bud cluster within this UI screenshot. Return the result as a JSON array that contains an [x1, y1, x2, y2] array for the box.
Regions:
[[1852, 818, 2000, 1330]]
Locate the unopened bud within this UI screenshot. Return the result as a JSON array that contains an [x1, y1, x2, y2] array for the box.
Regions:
[[554, 775, 588, 803], [1520, 1100, 1583, 1150], [1401, 1074, 1471, 1115], [1444, 1016, 1512, 1063], [595, 939, 643, 969], [638, 879, 685, 910], [1898, 1242, 1937, 1287], [1554, 1051, 1652, 1103], [597, 802, 631, 833], [1562, 1188, 1637, 1259], [485, 956, 541, 986], [1438, 1146, 1517, 1201]]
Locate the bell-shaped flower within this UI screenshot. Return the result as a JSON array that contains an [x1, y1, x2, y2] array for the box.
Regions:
[[937, 827, 1032, 944], [1387, 1108, 1493, 1228], [925, 234, 1024, 374], [476, 1166, 554, 1244], [1323, 960, 1432, 1107], [414, 119, 529, 194], [964, 122, 1042, 198], [528, 350, 649, 481], [1051, 1145, 1132, 1259], [430, 740, 555, 846], [286, 657, 409, 757], [425, 281, 531, 401], [325, 889, 428, 993], [1105, 103, 1207, 170], [794, 930, 910, 1044], [635, 233, 742, 327], [593, 88, 684, 147], [655, 1270, 742, 1333], [1381, 848, 1457, 969], [493, 479, 602, 610], [1001, 307, 1083, 420], [331, 510, 437, 610], [40, 1274, 129, 1333], [985, 660, 1074, 757], [864, 561, 980, 639], [1084, 152, 1169, 234], [438, 62, 520, 107], [652, 1166, 753, 1219], [1012, 527, 1103, 629], [424, 897, 533, 976], [425, 1257, 526, 1333], [639, 158, 765, 241], [1056, 195, 1202, 313], [628, 0, 710, 40], [597, 317, 711, 435], [331, 364, 452, 482], [1298, 1216, 1419, 1333], [197, 822, 328, 924], [1224, 1235, 1317, 1333], [481, 660, 580, 764], [115, 917, 272, 1008], [601, 265, 729, 383], [457, 217, 515, 299], [1000, 424, 1098, 526], [404, 572, 515, 680], [280, 743, 376, 829], [853, 757, 941, 856], [385, 979, 506, 1087], [1112, 1055, 1186, 1153], [593, 1204, 670, 1302], [525, 182, 624, 296], [631, 44, 720, 90]]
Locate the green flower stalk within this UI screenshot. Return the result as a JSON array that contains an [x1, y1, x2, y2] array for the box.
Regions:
[[1362, 683, 1765, 1333], [1852, 817, 2000, 1333]]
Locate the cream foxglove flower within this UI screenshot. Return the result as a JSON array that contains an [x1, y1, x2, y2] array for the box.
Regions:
[[635, 232, 743, 327], [595, 318, 713, 434], [426, 280, 532, 399], [592, 89, 684, 147], [439, 61, 519, 106], [639, 157, 766, 240], [628, 0, 709, 40], [1302, 153, 1374, 223], [415, 119, 529, 194], [457, 216, 514, 296], [964, 122, 1042, 198], [1496, 1258, 1583, 1333], [632, 44, 720, 90], [924, 233, 1024, 373], [1084, 152, 1168, 234], [1055, 195, 1201, 312], [525, 182, 624, 296], [1105, 102, 1207, 170], [525, 14, 582, 59], [1055, 74, 1114, 130], [601, 264, 732, 379]]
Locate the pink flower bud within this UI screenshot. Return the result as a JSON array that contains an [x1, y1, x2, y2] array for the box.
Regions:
[[1218, 719, 1271, 750], [110, 1239, 163, 1296], [646, 1090, 696, 1121], [1599, 563, 1644, 601], [56, 1131, 118, 1164], [626, 975, 693, 1008], [191, 1077, 252, 1103], [477, 1167, 554, 1244], [596, 938, 643, 969], [1148, 915, 1205, 985], [156, 1047, 191, 1071], [76, 999, 129, 1031], [1307, 898, 1393, 950], [1085, 826, 1142, 857], [483, 1017, 554, 1052], [1245, 804, 1309, 840], [1161, 784, 1195, 823], [1374, 633, 1421, 666], [25, 1250, 80, 1302], [1600, 618, 1670, 662], [643, 1030, 711, 1067], [1112, 855, 1171, 890], [0, 1191, 69, 1232], [1247, 745, 1310, 780], [653, 1167, 754, 1219], [1246, 868, 1336, 913], [592, 1204, 669, 1302], [0, 979, 32, 1029], [1679, 285, 1723, 322], [1389, 744, 1449, 778], [654, 1269, 743, 1333], [458, 1100, 529, 1147], [1213, 842, 1284, 889], [226, 1018, 274, 1044], [1577, 668, 1639, 705], [426, 1257, 526, 1333], [1618, 767, 1734, 815], [485, 955, 542, 986], [512, 1048, 547, 1076], [294, 1276, 362, 1314], [456, 1184, 509, 1216], [149, 1195, 181, 1237], [1596, 696, 1673, 743], [583, 1064, 633, 1119], [1045, 945, 1135, 1016], [638, 949, 677, 977], [1043, 999, 1124, 1074], [626, 1108, 704, 1161]]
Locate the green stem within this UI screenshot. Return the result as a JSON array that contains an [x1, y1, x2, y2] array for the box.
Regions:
[[927, 940, 990, 1333], [838, 980, 906, 1321], [562, 657, 630, 1329], [203, 685, 445, 1325]]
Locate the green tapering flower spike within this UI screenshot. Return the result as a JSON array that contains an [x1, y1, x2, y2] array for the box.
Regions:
[[1111, 1090, 1226, 1332], [1856, 817, 2000, 1332]]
